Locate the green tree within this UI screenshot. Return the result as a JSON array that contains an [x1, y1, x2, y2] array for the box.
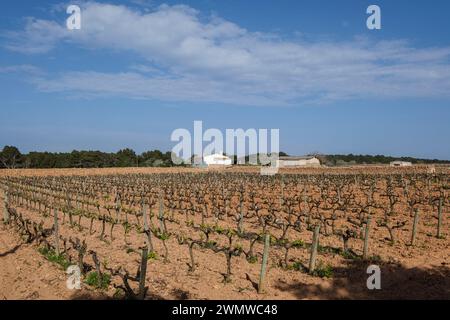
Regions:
[[0, 146, 22, 168], [116, 148, 138, 167]]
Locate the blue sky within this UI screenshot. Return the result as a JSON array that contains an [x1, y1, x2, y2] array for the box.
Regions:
[[1, 0, 450, 159]]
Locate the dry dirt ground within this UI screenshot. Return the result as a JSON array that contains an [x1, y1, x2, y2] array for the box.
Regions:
[[0, 224, 106, 300], [1, 219, 448, 300], [0, 218, 450, 300]]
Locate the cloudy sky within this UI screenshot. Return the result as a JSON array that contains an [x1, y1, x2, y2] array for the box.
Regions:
[[1, 0, 450, 159]]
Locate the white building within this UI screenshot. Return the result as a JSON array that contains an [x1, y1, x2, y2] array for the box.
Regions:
[[203, 153, 233, 167], [276, 156, 320, 168], [390, 161, 412, 167]]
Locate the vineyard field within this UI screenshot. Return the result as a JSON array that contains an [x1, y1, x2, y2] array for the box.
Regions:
[[0, 166, 449, 300]]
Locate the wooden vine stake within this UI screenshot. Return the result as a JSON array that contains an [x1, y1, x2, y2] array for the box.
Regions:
[[309, 225, 321, 274], [238, 200, 244, 234], [53, 208, 60, 256], [437, 197, 443, 238], [258, 233, 270, 294], [158, 192, 166, 233], [363, 215, 372, 259], [142, 204, 154, 252], [411, 208, 420, 246], [138, 246, 149, 300], [2, 187, 9, 224]]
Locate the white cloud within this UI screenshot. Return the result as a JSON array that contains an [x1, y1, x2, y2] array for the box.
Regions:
[[4, 2, 450, 105], [32, 71, 281, 106], [4, 17, 68, 54], [0, 64, 43, 75]]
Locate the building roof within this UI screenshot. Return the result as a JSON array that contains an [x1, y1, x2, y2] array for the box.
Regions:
[[390, 161, 412, 164], [204, 153, 231, 160]]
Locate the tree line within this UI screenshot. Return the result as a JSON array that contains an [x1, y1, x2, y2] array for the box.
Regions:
[[316, 153, 450, 166], [0, 145, 448, 169], [0, 146, 180, 169]]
